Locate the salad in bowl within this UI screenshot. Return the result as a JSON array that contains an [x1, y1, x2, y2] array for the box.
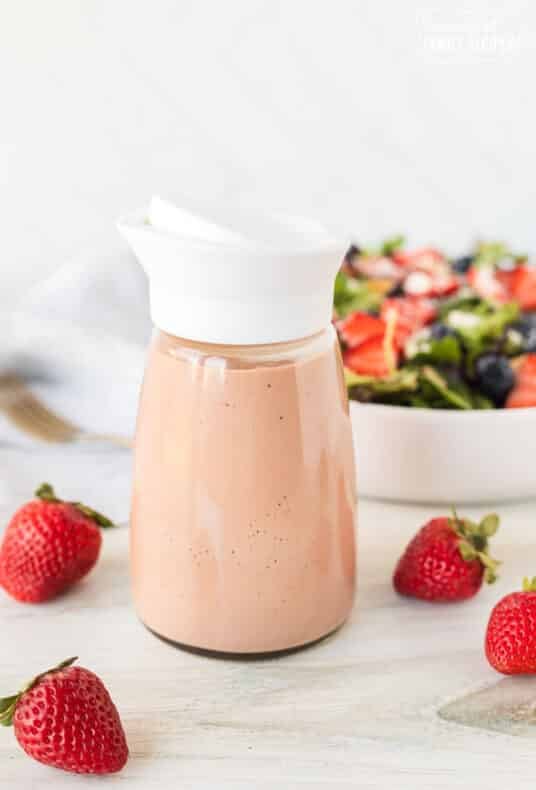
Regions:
[[335, 238, 536, 410], [336, 239, 536, 503]]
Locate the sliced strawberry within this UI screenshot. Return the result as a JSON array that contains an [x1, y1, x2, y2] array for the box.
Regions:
[[392, 247, 445, 272], [505, 386, 536, 408], [337, 311, 386, 349], [505, 355, 536, 408], [495, 267, 518, 293], [467, 266, 510, 302], [353, 255, 403, 281], [434, 276, 460, 297], [509, 266, 536, 311], [403, 270, 459, 298], [391, 247, 457, 297], [343, 335, 393, 378], [381, 297, 437, 350]]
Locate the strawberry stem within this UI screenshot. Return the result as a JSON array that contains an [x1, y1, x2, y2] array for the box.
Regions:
[[0, 657, 78, 728], [449, 509, 500, 584], [35, 484, 115, 528], [35, 483, 59, 502]]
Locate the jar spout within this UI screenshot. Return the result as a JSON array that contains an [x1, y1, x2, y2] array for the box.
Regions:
[[117, 198, 349, 345]]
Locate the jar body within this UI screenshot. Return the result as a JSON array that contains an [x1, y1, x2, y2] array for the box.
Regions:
[[131, 326, 356, 654]]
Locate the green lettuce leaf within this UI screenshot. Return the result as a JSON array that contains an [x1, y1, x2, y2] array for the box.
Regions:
[[418, 367, 473, 410], [345, 368, 419, 402], [406, 334, 462, 366], [333, 271, 382, 317], [471, 240, 527, 269], [346, 363, 494, 409], [446, 302, 520, 371], [380, 235, 405, 256], [473, 241, 512, 268], [438, 293, 492, 321]]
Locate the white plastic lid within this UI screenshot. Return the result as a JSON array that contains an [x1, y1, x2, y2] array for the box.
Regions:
[[117, 196, 348, 345]]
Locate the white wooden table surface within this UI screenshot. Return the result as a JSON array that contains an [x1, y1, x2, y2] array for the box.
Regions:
[[1, 445, 536, 789]]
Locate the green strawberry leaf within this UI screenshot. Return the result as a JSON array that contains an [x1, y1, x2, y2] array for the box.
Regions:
[[458, 540, 477, 561], [479, 513, 500, 537], [35, 484, 115, 528], [451, 510, 500, 583], [35, 483, 59, 502], [0, 695, 19, 727], [0, 657, 79, 728], [73, 504, 115, 528], [484, 567, 498, 584]]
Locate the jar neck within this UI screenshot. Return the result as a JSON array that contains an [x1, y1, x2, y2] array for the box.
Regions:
[[155, 326, 336, 365]]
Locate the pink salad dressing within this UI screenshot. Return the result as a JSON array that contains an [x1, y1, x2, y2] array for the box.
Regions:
[[131, 327, 356, 654]]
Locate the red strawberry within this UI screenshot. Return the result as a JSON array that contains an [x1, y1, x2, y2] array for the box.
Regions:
[[352, 254, 403, 281], [485, 578, 536, 674], [509, 265, 536, 311], [403, 270, 459, 298], [505, 354, 536, 408], [391, 247, 459, 298], [343, 335, 393, 377], [337, 311, 386, 348], [392, 247, 445, 271], [467, 265, 510, 302], [0, 657, 128, 773], [0, 484, 114, 603], [380, 296, 437, 350], [495, 266, 519, 294], [393, 512, 500, 602]]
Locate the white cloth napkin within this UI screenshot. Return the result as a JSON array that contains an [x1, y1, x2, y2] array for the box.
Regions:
[[1, 235, 151, 446]]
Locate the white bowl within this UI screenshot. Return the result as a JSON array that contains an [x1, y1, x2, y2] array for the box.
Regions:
[[350, 402, 536, 503]]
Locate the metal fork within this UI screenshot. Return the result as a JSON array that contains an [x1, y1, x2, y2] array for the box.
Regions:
[[0, 374, 133, 448]]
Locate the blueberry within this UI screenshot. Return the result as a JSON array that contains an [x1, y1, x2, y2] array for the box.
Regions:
[[511, 316, 536, 352], [344, 244, 361, 262], [387, 282, 405, 297], [429, 323, 458, 340], [511, 318, 536, 352], [523, 312, 536, 327], [474, 353, 515, 406], [451, 255, 474, 274]]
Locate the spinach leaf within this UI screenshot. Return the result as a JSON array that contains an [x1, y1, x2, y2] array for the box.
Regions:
[[406, 334, 462, 366], [333, 271, 382, 317], [345, 368, 419, 402]]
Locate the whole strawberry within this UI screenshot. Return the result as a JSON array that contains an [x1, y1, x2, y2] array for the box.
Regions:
[[486, 578, 536, 674], [0, 657, 128, 774], [0, 483, 114, 603], [393, 511, 500, 602]]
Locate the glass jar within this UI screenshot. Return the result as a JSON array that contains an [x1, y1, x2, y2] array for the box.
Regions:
[[130, 325, 356, 655]]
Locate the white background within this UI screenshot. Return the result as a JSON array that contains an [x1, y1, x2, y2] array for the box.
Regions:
[[1, 0, 535, 309]]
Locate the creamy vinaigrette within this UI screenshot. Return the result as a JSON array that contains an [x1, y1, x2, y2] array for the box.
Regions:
[[131, 327, 356, 654]]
